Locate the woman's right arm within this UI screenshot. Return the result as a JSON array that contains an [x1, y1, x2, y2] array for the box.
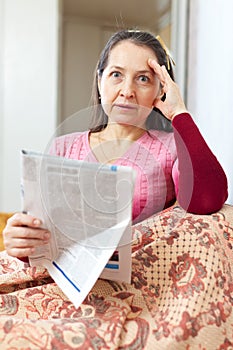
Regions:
[[3, 212, 50, 258]]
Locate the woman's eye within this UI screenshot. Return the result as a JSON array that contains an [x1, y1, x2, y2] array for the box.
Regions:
[[111, 71, 121, 78], [138, 75, 150, 83]]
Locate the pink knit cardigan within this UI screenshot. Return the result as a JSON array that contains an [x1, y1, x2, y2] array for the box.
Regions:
[[50, 113, 228, 224]]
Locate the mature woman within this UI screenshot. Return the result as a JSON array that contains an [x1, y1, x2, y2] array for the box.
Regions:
[[3, 30, 228, 258]]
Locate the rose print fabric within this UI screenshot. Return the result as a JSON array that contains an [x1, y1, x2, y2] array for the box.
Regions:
[[0, 204, 233, 349]]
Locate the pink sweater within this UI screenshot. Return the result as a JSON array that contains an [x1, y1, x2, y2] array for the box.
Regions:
[[50, 113, 228, 224]]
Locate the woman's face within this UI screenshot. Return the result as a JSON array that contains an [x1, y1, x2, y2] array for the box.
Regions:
[[98, 40, 162, 128]]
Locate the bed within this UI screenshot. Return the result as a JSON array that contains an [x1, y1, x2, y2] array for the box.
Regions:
[[0, 204, 233, 349]]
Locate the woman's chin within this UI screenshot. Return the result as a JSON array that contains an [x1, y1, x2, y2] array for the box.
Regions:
[[110, 120, 145, 129], [109, 115, 147, 128]]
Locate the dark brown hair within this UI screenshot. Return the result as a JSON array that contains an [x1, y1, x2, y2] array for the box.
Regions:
[[89, 30, 175, 132]]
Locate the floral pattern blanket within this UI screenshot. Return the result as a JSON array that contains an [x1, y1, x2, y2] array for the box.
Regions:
[[0, 204, 233, 349]]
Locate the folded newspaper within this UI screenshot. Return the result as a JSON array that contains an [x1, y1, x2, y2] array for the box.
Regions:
[[21, 150, 135, 308]]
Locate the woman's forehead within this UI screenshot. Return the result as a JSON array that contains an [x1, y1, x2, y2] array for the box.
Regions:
[[107, 40, 158, 66]]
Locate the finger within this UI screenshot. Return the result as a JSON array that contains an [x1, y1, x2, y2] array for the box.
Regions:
[[6, 247, 36, 258], [148, 59, 168, 101], [5, 235, 49, 249], [148, 59, 162, 75], [7, 212, 42, 228], [148, 59, 167, 89], [3, 226, 50, 241], [159, 65, 170, 92], [161, 65, 172, 82], [3, 228, 50, 258]]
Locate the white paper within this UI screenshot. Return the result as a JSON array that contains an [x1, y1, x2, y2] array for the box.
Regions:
[[20, 150, 135, 308]]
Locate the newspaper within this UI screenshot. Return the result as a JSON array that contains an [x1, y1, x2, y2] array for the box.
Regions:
[[21, 150, 135, 308]]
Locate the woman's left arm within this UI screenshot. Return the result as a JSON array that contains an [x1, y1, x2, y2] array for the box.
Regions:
[[149, 59, 228, 214], [172, 113, 228, 214]]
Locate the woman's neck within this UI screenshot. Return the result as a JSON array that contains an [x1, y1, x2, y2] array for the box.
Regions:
[[89, 123, 147, 164], [99, 123, 146, 142]]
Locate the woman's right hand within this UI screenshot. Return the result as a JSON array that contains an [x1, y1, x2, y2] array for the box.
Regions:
[[3, 212, 50, 258], [148, 59, 188, 120]]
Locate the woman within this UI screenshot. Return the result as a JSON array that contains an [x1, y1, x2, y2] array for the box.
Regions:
[[3, 30, 228, 259]]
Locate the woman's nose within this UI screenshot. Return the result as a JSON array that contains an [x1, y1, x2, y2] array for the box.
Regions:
[[120, 79, 135, 98]]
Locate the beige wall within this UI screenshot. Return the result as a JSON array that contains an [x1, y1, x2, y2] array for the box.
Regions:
[[0, 0, 60, 211], [60, 18, 106, 133], [158, 24, 171, 47]]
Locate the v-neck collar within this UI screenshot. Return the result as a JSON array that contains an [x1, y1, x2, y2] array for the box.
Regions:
[[85, 130, 151, 164]]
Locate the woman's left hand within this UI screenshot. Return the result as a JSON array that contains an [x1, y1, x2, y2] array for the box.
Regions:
[[148, 58, 188, 120]]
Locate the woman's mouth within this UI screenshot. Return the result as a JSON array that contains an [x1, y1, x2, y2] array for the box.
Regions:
[[113, 103, 137, 111]]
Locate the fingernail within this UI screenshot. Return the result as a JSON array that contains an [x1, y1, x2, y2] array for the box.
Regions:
[[33, 219, 41, 226]]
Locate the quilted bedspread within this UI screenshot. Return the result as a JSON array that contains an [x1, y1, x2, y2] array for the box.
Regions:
[[0, 204, 233, 349]]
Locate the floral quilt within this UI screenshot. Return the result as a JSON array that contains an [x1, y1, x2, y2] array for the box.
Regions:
[[0, 204, 233, 349]]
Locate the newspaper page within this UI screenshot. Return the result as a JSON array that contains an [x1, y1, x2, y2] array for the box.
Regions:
[[21, 150, 135, 308]]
